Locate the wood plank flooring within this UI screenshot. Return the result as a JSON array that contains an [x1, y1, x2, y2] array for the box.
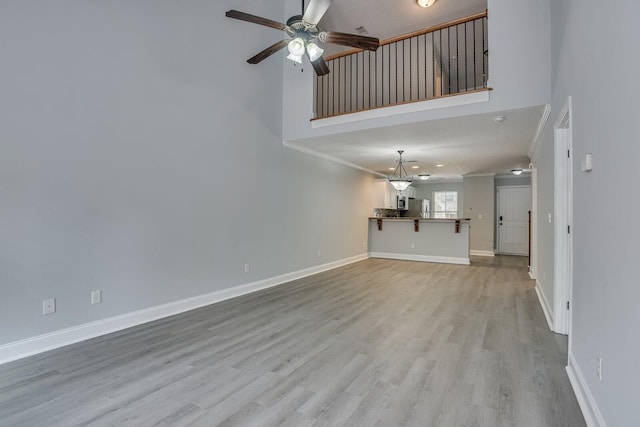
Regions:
[[0, 256, 585, 426]]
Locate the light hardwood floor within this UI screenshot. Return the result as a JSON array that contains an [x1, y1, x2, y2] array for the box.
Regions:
[[0, 256, 585, 426]]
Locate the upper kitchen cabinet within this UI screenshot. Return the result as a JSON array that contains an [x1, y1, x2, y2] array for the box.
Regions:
[[373, 180, 397, 209]]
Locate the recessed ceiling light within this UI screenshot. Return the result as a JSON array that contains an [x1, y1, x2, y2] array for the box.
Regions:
[[418, 174, 431, 180], [492, 115, 505, 123], [411, 165, 419, 169], [388, 167, 395, 171], [436, 164, 444, 168], [511, 168, 523, 176]]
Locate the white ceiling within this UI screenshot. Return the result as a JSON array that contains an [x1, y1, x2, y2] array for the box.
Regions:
[[284, 0, 541, 181], [287, 106, 544, 180]]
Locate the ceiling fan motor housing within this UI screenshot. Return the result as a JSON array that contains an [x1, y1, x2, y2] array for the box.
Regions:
[[286, 15, 320, 41]]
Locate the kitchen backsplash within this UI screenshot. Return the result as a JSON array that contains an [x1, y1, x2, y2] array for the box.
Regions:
[[373, 208, 401, 217]]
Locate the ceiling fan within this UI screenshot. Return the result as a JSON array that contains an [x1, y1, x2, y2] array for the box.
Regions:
[[225, 0, 380, 76]]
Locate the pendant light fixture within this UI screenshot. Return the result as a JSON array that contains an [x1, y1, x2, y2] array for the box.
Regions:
[[417, 0, 437, 8], [388, 150, 413, 191]]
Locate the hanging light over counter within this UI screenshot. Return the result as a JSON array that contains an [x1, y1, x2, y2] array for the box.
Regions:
[[388, 150, 413, 191]]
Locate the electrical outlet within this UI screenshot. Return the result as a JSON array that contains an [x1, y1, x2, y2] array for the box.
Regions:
[[596, 355, 603, 380], [548, 213, 552, 223], [244, 263, 250, 273], [42, 298, 56, 315], [410, 243, 415, 249], [478, 214, 483, 219], [317, 250, 321, 258], [91, 290, 102, 305]]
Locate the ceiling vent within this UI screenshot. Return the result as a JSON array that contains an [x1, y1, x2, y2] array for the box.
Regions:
[[355, 26, 369, 35]]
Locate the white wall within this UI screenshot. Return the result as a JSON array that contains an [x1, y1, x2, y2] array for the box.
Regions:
[[282, 0, 551, 142], [534, 0, 640, 425], [0, 1, 372, 349]]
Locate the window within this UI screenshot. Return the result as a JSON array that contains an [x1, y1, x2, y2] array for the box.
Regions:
[[432, 191, 458, 218]]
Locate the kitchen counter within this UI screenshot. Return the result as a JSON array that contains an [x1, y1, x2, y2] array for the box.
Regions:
[[368, 217, 471, 221], [368, 218, 471, 265]]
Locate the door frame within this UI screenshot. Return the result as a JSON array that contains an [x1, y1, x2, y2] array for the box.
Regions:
[[529, 165, 538, 279], [553, 96, 573, 337], [496, 185, 532, 255]]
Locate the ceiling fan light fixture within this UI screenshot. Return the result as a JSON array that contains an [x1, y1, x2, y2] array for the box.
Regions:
[[306, 42, 324, 62], [287, 37, 306, 56], [417, 0, 437, 8], [286, 52, 303, 64]]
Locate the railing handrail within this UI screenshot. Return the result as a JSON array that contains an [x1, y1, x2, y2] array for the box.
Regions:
[[315, 12, 489, 119], [324, 10, 488, 62]]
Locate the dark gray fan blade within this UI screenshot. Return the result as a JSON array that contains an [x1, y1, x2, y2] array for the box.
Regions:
[[309, 55, 330, 76], [225, 10, 287, 31], [321, 31, 380, 51], [302, 0, 333, 26], [247, 40, 289, 64]]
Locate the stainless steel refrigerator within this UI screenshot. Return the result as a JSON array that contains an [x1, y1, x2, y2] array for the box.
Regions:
[[407, 199, 430, 218]]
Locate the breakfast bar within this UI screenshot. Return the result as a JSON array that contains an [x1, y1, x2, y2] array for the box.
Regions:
[[368, 217, 471, 265]]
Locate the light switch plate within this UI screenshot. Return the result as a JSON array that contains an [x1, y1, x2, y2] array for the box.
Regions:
[[582, 153, 593, 172]]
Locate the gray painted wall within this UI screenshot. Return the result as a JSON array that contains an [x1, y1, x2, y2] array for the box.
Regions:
[[413, 181, 464, 218], [0, 1, 372, 346], [463, 176, 495, 252], [534, 0, 640, 425], [494, 175, 531, 188]]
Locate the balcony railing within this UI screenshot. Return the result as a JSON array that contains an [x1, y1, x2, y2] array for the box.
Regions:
[[314, 11, 488, 119]]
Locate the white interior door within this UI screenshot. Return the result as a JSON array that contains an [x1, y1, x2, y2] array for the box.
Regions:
[[497, 186, 532, 255]]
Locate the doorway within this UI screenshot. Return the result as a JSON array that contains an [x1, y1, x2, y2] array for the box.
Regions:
[[496, 186, 532, 255]]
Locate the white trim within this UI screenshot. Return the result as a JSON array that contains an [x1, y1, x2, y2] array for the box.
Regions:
[[528, 104, 552, 158], [529, 166, 538, 280], [566, 352, 608, 427], [463, 173, 496, 178], [283, 141, 383, 177], [469, 250, 495, 257], [535, 281, 554, 331], [370, 252, 470, 265], [0, 253, 369, 365], [553, 96, 573, 336], [311, 90, 490, 128]]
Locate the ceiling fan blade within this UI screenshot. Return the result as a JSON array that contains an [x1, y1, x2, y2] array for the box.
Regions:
[[309, 55, 330, 76], [225, 10, 287, 31], [321, 31, 380, 51], [302, 0, 334, 26], [247, 40, 289, 64]]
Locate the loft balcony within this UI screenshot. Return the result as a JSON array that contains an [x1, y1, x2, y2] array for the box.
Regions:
[[282, 2, 550, 143], [314, 12, 488, 120]]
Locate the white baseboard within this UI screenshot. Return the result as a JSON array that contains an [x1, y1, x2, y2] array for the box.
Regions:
[[469, 250, 495, 257], [0, 253, 369, 365], [369, 252, 470, 265], [566, 352, 608, 427], [535, 280, 554, 331]]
